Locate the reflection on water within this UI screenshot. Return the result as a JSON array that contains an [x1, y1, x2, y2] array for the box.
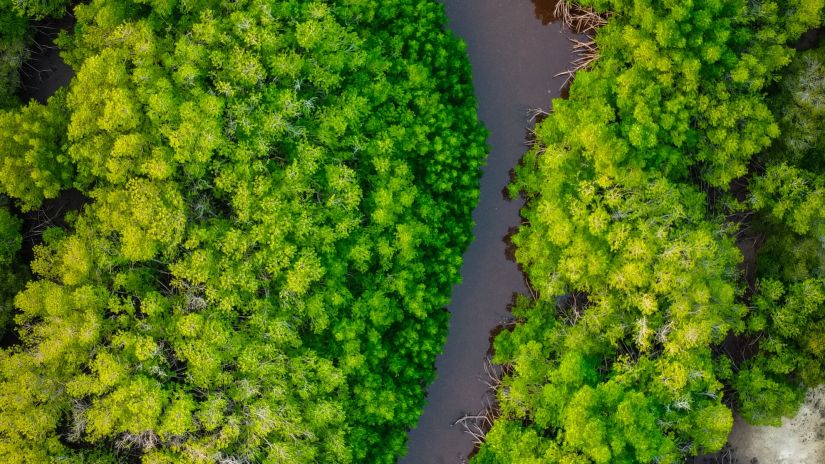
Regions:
[[532, 0, 562, 25]]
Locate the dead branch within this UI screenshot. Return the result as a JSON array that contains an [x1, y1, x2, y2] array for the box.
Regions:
[[452, 399, 498, 446], [115, 431, 160, 452], [554, 0, 609, 34], [480, 355, 503, 390], [527, 107, 550, 122], [553, 2, 608, 89], [554, 37, 601, 87], [24, 203, 66, 240]]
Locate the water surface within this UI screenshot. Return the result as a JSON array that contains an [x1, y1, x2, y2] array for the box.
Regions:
[[19, 14, 75, 104], [401, 2, 576, 462]]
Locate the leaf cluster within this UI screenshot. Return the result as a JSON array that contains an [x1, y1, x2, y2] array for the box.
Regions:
[[0, 1, 487, 463], [477, 0, 825, 462]]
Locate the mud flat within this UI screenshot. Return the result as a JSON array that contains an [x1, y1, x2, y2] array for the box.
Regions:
[[727, 386, 825, 464]]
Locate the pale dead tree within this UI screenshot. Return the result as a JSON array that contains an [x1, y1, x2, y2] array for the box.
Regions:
[[480, 355, 504, 390], [452, 396, 498, 446], [522, 127, 549, 156], [673, 396, 691, 411], [218, 455, 251, 464], [525, 278, 538, 300], [656, 321, 674, 345], [527, 107, 550, 122], [28, 39, 58, 54], [22, 61, 53, 81], [186, 293, 208, 312], [452, 355, 513, 446], [184, 448, 212, 462], [23, 203, 67, 241], [570, 6, 608, 33], [189, 194, 217, 221], [524, 126, 538, 147], [655, 418, 675, 429], [570, 38, 600, 69], [556, 292, 586, 326], [500, 317, 518, 331], [67, 400, 90, 442], [176, 280, 207, 312], [715, 446, 735, 464], [554, 0, 574, 29], [115, 431, 160, 451], [678, 442, 694, 454]]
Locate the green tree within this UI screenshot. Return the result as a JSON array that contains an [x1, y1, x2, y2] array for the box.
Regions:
[[0, 6, 27, 109], [0, 205, 25, 336], [476, 0, 825, 461], [0, 0, 487, 463], [0, 93, 73, 210]]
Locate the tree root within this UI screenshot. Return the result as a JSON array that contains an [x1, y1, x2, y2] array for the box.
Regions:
[[554, 0, 609, 34], [553, 1, 609, 89], [554, 37, 601, 88], [452, 356, 512, 446]]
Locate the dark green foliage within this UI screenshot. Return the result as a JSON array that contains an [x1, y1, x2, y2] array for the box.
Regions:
[[0, 205, 25, 336], [476, 0, 825, 462], [0, 207, 21, 265], [0, 0, 74, 108], [0, 0, 486, 462], [0, 5, 27, 108], [770, 48, 825, 169], [11, 0, 69, 20], [732, 45, 825, 425]]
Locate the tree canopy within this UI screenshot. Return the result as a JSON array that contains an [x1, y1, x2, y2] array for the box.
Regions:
[[475, 0, 825, 462], [0, 0, 487, 462]]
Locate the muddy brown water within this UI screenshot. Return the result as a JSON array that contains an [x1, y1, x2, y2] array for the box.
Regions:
[[400, 2, 577, 463]]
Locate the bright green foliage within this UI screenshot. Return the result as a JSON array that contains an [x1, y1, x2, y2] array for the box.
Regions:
[[10, 0, 69, 19], [0, 93, 73, 211], [0, 0, 486, 462], [522, 0, 818, 189], [477, 0, 825, 462]]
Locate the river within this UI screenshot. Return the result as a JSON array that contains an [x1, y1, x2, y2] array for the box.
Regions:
[[400, 2, 577, 463], [19, 14, 75, 104]]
